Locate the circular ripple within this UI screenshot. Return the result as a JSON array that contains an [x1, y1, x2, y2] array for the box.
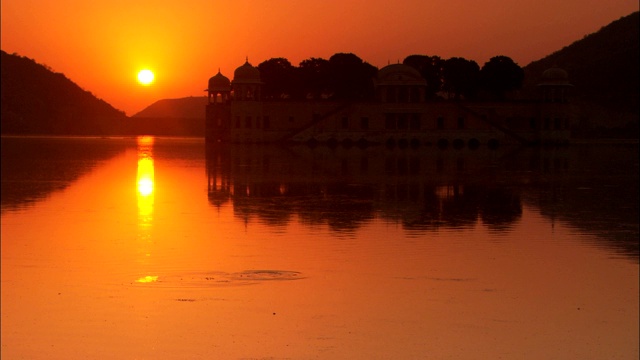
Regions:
[[135, 270, 304, 288]]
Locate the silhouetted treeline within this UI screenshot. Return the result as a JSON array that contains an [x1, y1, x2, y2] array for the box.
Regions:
[[257, 53, 378, 100], [255, 52, 523, 101], [402, 55, 523, 100], [1, 50, 127, 135]]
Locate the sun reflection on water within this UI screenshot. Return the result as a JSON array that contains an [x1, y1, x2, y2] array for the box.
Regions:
[[135, 275, 159, 283], [137, 136, 155, 222], [136, 136, 156, 282]]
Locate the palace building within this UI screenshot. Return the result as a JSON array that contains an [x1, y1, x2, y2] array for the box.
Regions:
[[205, 60, 573, 147]]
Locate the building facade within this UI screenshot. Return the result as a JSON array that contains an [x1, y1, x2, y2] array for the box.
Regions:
[[206, 61, 573, 147]]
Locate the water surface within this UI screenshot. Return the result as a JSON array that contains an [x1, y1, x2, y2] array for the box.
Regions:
[[1, 136, 638, 359]]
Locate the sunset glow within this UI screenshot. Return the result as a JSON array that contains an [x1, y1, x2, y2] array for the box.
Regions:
[[0, 0, 637, 115], [137, 69, 155, 86]]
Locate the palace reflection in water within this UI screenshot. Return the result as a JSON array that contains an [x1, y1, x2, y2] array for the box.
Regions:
[[206, 143, 637, 259]]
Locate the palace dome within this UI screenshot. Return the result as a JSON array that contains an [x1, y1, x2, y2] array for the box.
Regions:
[[233, 60, 261, 84], [539, 66, 571, 86], [208, 70, 231, 91], [376, 63, 427, 86]]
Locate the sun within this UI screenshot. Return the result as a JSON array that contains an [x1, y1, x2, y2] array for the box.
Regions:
[[137, 69, 155, 86]]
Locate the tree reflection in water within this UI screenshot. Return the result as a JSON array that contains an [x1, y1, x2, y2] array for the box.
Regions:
[[205, 143, 638, 260]]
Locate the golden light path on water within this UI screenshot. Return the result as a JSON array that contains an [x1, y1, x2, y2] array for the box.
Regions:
[[135, 136, 157, 284]]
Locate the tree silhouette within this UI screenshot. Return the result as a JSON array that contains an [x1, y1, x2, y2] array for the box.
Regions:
[[403, 54, 444, 99], [257, 58, 298, 100], [327, 53, 377, 100], [442, 57, 480, 100], [480, 56, 524, 99], [298, 57, 331, 99]]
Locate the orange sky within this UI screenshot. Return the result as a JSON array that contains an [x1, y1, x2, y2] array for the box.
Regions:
[[1, 0, 637, 115]]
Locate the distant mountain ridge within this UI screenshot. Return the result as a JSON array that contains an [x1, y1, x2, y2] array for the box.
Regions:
[[522, 11, 639, 134], [1, 50, 127, 135], [523, 12, 638, 105], [127, 96, 207, 136], [132, 96, 208, 119]]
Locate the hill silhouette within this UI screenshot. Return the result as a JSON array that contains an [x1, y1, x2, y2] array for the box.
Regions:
[[524, 11, 638, 99], [1, 50, 127, 135], [126, 96, 207, 136], [133, 96, 208, 118], [523, 11, 639, 135]]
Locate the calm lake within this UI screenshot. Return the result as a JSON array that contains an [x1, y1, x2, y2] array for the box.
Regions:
[[1, 136, 638, 359]]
